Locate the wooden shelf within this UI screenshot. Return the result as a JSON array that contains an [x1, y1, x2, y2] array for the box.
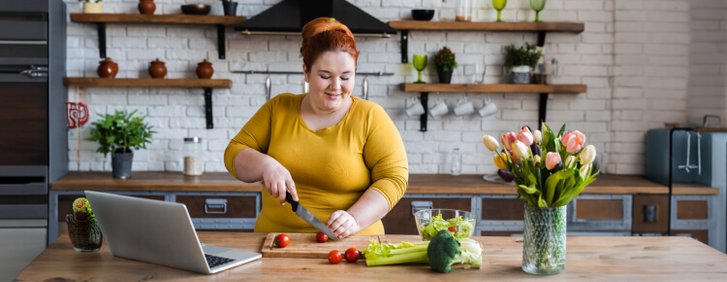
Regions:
[[70, 13, 246, 25], [402, 83, 587, 94], [69, 13, 246, 59], [64, 77, 231, 129], [388, 20, 584, 32], [63, 77, 231, 88]]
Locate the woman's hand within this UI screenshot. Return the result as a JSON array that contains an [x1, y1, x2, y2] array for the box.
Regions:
[[327, 210, 360, 239], [260, 158, 298, 205]]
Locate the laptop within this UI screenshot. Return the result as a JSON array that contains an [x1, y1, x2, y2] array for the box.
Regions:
[[85, 190, 261, 274]]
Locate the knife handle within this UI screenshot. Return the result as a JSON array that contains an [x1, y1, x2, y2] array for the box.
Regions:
[[285, 191, 298, 212]]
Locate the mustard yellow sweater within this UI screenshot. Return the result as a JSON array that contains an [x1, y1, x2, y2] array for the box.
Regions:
[[224, 93, 408, 234]]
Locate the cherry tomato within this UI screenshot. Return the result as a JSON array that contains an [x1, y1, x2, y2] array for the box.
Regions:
[[273, 233, 290, 248], [344, 247, 360, 263], [328, 250, 343, 264], [316, 231, 329, 243], [448, 225, 458, 232]]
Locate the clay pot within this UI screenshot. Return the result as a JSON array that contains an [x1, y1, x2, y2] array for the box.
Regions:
[[138, 0, 156, 15], [148, 58, 167, 79], [196, 59, 214, 79], [97, 58, 118, 78]]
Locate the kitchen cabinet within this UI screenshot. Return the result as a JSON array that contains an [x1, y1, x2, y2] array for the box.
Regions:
[[632, 194, 670, 234], [672, 195, 712, 244]]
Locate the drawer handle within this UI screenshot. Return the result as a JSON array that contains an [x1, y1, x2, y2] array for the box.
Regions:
[[643, 205, 657, 223], [411, 201, 433, 215], [204, 198, 227, 214]]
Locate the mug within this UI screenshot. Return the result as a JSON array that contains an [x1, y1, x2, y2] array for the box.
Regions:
[[454, 98, 475, 116], [478, 99, 498, 117], [405, 97, 425, 117], [429, 99, 449, 118]]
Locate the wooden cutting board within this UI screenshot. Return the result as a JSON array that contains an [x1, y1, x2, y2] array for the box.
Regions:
[[260, 233, 422, 258]]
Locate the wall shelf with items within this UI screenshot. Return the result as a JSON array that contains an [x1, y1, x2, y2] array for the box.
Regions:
[[63, 77, 232, 129], [401, 83, 587, 132], [387, 20, 585, 63], [69, 13, 247, 59]]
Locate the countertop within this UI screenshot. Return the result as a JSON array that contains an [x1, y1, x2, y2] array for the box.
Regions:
[[51, 172, 719, 195], [17, 232, 727, 281]]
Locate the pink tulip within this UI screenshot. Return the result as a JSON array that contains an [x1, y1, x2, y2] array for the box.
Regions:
[[517, 127, 534, 146], [561, 130, 586, 153], [545, 152, 561, 170], [501, 132, 517, 151]]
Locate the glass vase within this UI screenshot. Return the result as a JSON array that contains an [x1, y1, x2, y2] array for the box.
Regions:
[[522, 205, 566, 275], [67, 214, 103, 252]]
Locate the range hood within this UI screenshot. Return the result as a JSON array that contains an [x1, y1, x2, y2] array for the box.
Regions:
[[235, 0, 396, 36]]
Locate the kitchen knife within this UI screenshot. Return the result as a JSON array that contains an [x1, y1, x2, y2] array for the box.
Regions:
[[285, 192, 339, 241]]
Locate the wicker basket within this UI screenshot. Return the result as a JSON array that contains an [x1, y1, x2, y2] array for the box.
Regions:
[[66, 214, 103, 252]]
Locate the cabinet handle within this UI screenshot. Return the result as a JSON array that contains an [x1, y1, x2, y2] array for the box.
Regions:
[[411, 201, 433, 215], [204, 198, 227, 214], [643, 205, 657, 223]]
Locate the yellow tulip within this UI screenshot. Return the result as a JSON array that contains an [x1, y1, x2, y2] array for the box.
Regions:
[[493, 152, 508, 169]]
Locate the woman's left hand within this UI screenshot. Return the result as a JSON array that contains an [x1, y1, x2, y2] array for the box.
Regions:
[[327, 210, 360, 239]]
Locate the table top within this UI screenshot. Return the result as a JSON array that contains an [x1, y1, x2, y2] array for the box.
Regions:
[[51, 172, 719, 195], [17, 232, 727, 281]]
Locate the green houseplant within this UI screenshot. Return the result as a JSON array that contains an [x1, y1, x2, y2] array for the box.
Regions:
[[503, 43, 543, 84], [67, 197, 102, 252], [88, 110, 154, 179], [433, 46, 457, 83]]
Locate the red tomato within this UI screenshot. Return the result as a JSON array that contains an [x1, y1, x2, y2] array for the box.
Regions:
[[328, 250, 343, 264], [448, 225, 458, 232], [344, 247, 360, 263], [316, 231, 329, 243], [273, 233, 290, 248]]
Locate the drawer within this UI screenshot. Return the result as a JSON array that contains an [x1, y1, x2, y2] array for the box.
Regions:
[[632, 195, 669, 234], [671, 195, 710, 231], [382, 196, 471, 235], [481, 197, 524, 220], [58, 193, 164, 222], [569, 195, 631, 232], [176, 195, 256, 218]]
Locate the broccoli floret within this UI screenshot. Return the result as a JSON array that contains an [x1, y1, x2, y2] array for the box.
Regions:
[[427, 230, 483, 273]]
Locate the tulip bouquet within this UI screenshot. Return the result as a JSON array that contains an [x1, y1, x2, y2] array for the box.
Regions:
[[482, 123, 599, 208]]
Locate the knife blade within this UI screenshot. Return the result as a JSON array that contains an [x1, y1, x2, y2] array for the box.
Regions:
[[285, 192, 339, 241]]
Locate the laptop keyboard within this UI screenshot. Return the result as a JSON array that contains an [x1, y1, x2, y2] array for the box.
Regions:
[[205, 254, 234, 268]]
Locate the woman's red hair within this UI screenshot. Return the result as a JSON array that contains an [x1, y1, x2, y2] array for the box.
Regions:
[[300, 17, 359, 71]]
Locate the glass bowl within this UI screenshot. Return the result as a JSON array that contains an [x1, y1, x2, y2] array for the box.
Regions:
[[414, 208, 475, 240]]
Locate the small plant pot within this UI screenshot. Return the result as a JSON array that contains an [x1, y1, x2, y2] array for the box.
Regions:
[[66, 214, 103, 252], [511, 66, 532, 84], [112, 150, 134, 179], [436, 68, 453, 84]]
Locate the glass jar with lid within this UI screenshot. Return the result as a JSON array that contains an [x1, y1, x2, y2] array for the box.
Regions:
[[183, 137, 203, 176]]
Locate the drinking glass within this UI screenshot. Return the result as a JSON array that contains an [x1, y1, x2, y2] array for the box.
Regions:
[[530, 0, 546, 22], [492, 0, 507, 22], [412, 54, 428, 83]]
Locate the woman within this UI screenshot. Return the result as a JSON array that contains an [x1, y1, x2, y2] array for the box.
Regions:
[[224, 17, 408, 239]]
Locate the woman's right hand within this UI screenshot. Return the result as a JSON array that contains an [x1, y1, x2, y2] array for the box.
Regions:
[[261, 158, 298, 205]]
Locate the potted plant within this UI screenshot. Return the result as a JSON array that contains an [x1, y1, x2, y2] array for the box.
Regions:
[[433, 46, 457, 84], [66, 197, 102, 252], [503, 43, 543, 84], [88, 110, 154, 179], [79, 0, 103, 14]]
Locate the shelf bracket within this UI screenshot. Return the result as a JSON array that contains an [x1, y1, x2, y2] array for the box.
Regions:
[[538, 93, 548, 130], [96, 23, 107, 58], [204, 88, 214, 129], [419, 91, 429, 132], [400, 30, 409, 63], [536, 31, 546, 47], [216, 25, 226, 59]]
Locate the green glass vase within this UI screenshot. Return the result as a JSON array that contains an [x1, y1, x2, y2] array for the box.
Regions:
[[522, 205, 566, 275]]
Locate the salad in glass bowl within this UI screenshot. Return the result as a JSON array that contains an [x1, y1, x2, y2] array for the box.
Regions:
[[414, 209, 475, 240]]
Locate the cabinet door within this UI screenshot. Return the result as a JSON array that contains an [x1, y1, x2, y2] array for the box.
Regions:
[[382, 197, 471, 235], [569, 195, 631, 232], [176, 195, 256, 218], [632, 195, 668, 234]]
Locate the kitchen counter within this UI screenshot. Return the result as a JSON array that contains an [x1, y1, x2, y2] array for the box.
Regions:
[[17, 232, 727, 281], [51, 172, 719, 195]]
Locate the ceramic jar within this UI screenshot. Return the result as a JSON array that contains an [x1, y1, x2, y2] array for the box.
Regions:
[[196, 59, 214, 79], [97, 58, 118, 78], [148, 58, 167, 79], [138, 0, 156, 15]]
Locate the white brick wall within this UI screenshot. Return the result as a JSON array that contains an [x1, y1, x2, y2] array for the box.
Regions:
[[63, 0, 725, 177]]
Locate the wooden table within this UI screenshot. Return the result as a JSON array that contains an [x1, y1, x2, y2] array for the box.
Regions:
[[17, 233, 727, 281]]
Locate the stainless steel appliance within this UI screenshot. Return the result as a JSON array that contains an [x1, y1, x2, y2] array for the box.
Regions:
[[0, 0, 66, 280]]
